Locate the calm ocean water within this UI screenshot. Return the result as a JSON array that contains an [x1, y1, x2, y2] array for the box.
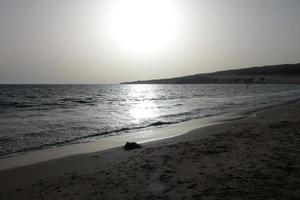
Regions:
[[1, 84, 300, 158]]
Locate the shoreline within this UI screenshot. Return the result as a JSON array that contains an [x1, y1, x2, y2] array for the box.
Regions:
[[0, 100, 300, 199], [0, 98, 299, 171], [0, 111, 236, 171]]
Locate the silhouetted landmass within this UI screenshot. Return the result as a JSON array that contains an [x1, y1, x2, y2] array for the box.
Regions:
[[121, 63, 300, 84]]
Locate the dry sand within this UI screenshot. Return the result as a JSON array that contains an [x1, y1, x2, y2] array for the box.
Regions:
[[0, 102, 299, 200]]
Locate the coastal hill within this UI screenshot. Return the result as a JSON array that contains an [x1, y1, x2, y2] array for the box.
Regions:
[[121, 63, 300, 84]]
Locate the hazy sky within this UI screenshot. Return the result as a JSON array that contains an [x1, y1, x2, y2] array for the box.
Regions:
[[0, 0, 300, 84]]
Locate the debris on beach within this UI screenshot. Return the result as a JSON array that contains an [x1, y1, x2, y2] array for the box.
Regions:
[[124, 142, 142, 150]]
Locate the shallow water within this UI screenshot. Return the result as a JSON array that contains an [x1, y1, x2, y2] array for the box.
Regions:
[[1, 84, 300, 158]]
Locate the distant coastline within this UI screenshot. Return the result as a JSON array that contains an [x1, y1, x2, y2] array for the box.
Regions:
[[121, 63, 300, 84]]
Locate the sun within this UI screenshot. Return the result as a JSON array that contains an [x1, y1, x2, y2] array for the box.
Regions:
[[103, 0, 183, 59]]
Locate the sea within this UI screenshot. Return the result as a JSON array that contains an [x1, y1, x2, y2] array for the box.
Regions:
[[1, 84, 300, 158]]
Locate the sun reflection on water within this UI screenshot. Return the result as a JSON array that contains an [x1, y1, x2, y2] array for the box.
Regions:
[[127, 85, 159, 122]]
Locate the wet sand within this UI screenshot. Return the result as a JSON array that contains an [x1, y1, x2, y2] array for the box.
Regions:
[[0, 102, 299, 199]]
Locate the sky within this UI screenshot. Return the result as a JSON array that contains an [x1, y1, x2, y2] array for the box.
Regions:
[[0, 0, 300, 84]]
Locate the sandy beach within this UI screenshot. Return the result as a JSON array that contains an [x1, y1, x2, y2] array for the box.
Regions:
[[0, 102, 299, 200]]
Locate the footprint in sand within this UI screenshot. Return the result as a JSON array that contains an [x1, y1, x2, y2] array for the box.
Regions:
[[148, 181, 165, 197]]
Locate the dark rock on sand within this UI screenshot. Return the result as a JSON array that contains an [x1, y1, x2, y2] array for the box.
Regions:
[[124, 142, 142, 150]]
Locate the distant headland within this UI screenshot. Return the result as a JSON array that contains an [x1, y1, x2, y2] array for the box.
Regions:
[[121, 63, 300, 84]]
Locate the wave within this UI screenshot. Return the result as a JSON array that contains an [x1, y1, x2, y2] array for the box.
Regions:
[[149, 121, 174, 126], [0, 101, 34, 109], [0, 136, 15, 142], [0, 97, 97, 111], [59, 97, 99, 106]]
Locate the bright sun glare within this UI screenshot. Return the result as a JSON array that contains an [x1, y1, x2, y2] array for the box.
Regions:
[[104, 0, 183, 59]]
